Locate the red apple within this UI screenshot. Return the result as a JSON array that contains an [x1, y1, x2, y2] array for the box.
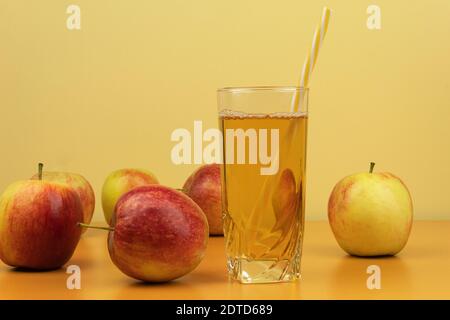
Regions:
[[183, 164, 223, 235], [0, 165, 83, 269], [108, 185, 208, 282], [31, 170, 95, 233]]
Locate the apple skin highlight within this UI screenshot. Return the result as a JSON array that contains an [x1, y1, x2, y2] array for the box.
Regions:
[[328, 169, 413, 257], [108, 185, 209, 282], [0, 180, 83, 270]]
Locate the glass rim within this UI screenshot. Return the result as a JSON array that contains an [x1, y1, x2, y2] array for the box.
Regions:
[[217, 86, 309, 94]]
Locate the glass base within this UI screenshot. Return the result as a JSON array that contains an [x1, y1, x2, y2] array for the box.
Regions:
[[227, 257, 301, 284]]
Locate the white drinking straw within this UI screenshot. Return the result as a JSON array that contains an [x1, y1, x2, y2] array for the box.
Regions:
[[291, 7, 332, 112]]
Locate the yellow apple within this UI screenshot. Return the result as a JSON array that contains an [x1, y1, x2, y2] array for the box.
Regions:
[[328, 162, 413, 256], [102, 168, 158, 225]]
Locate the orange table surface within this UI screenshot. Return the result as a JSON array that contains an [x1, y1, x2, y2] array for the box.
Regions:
[[0, 221, 449, 300]]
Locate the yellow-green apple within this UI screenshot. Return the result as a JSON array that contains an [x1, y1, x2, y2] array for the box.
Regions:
[[106, 185, 208, 282], [328, 162, 413, 256], [0, 164, 83, 269], [102, 168, 158, 225], [31, 168, 95, 233], [183, 164, 223, 235]]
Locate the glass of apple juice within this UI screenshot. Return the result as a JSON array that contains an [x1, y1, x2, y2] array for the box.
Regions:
[[217, 86, 308, 283]]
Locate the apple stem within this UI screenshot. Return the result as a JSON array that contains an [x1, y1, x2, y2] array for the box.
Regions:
[[78, 222, 114, 232], [38, 163, 44, 180], [369, 162, 375, 173]]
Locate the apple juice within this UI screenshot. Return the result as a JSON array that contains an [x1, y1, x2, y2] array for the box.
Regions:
[[219, 110, 308, 283]]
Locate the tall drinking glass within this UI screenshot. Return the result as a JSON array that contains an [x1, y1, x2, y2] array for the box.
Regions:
[[217, 86, 308, 283]]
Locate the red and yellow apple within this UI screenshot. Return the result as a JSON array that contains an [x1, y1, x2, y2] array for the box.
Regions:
[[183, 164, 223, 235], [0, 167, 83, 269], [31, 170, 95, 233], [328, 163, 413, 256], [107, 185, 208, 282], [102, 168, 158, 225], [271, 168, 299, 234]]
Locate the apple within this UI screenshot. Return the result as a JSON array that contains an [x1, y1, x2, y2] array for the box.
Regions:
[[183, 164, 223, 235], [0, 164, 83, 269], [31, 169, 95, 233], [328, 162, 413, 256], [271, 168, 299, 234], [102, 168, 158, 225], [106, 185, 208, 282]]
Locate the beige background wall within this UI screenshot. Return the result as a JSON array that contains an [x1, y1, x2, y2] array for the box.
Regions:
[[0, 1, 449, 221]]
